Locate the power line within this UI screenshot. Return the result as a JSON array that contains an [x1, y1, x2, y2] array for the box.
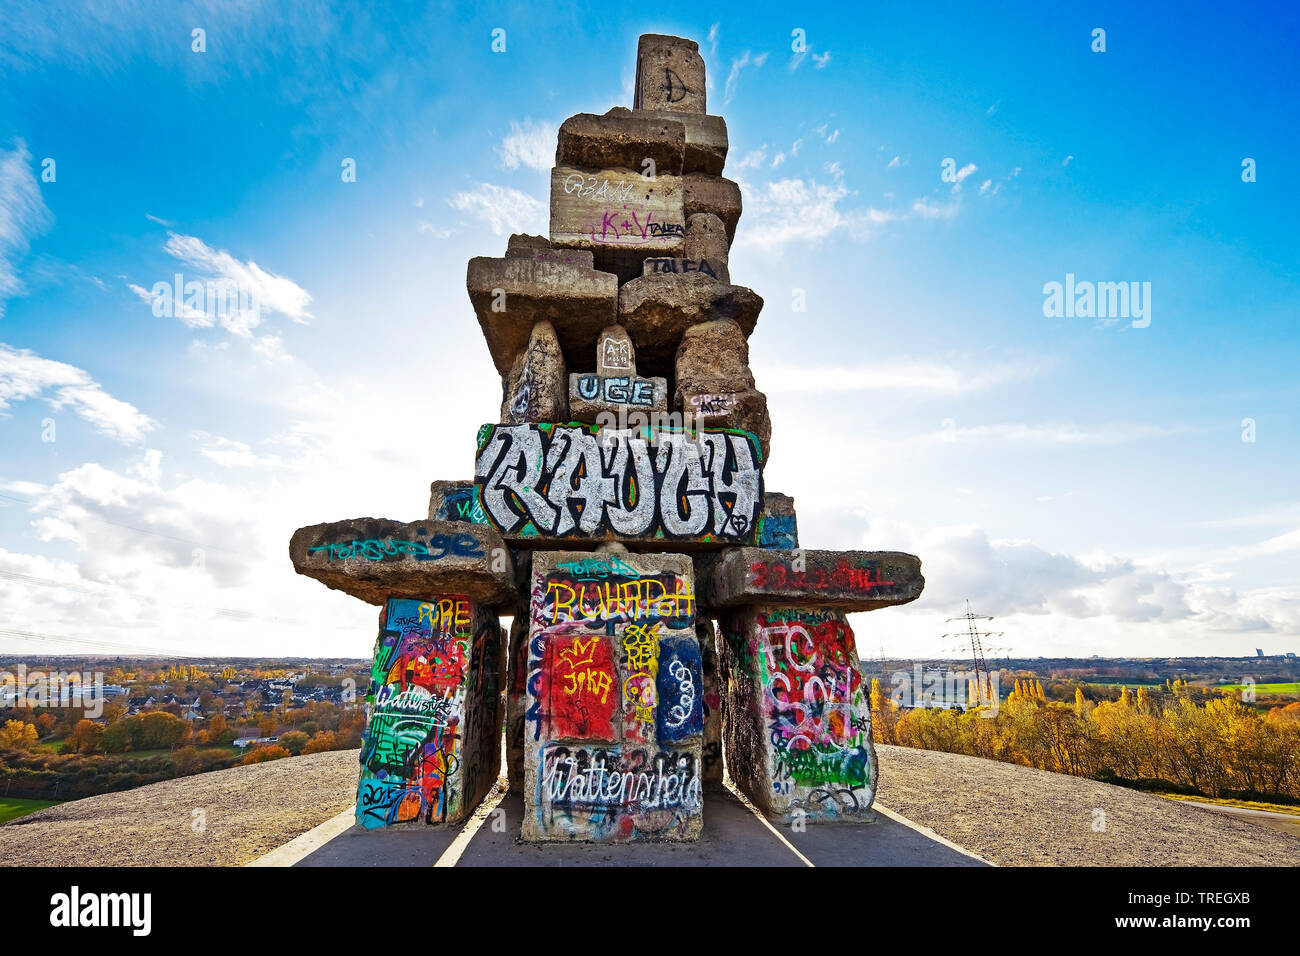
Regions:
[[0, 567, 328, 626], [0, 626, 185, 659]]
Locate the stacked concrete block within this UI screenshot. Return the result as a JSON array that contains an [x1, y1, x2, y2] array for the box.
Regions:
[[521, 549, 704, 841], [290, 31, 925, 843], [288, 519, 515, 827], [567, 323, 668, 424]]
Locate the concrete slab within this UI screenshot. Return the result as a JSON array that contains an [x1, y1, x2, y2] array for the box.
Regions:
[[787, 813, 989, 867], [293, 820, 463, 867], [458, 789, 801, 866]]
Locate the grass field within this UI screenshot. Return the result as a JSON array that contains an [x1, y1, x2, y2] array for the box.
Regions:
[[1158, 793, 1300, 816], [1215, 682, 1300, 695], [0, 798, 60, 825]]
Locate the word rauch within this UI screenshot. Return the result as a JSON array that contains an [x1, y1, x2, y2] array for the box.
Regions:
[[475, 423, 763, 540]]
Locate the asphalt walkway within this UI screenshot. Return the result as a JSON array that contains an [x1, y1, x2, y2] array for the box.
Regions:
[[290, 787, 989, 867]]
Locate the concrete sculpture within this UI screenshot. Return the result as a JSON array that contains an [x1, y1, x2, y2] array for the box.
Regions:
[[290, 33, 924, 841]]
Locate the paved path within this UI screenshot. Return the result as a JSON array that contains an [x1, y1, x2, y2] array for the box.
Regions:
[[1178, 800, 1300, 838], [290, 787, 988, 867]]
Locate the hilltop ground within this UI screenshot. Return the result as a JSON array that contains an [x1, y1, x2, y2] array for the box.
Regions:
[[1, 746, 1295, 866]]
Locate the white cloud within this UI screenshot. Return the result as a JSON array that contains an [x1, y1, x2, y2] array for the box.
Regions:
[[448, 183, 546, 236], [979, 179, 993, 195], [497, 119, 556, 172], [825, 129, 840, 144], [1063, 155, 1074, 167], [193, 431, 285, 470], [754, 356, 1051, 396], [771, 151, 786, 168], [734, 171, 972, 251], [887, 155, 901, 168], [733, 147, 768, 170], [417, 221, 452, 239], [724, 50, 768, 104], [0, 139, 52, 315], [135, 233, 314, 353], [128, 282, 211, 328], [912, 196, 961, 219], [812, 51, 831, 69], [162, 232, 312, 327], [0, 343, 156, 443]]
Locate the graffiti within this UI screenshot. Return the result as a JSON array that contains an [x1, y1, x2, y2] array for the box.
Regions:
[[554, 555, 642, 579], [357, 597, 480, 829], [574, 373, 657, 407], [542, 573, 696, 625], [562, 172, 636, 203], [664, 662, 695, 727], [434, 485, 488, 524], [474, 422, 763, 541], [688, 393, 737, 416], [646, 257, 718, 278], [540, 747, 702, 813], [757, 514, 799, 550], [537, 630, 617, 740], [723, 607, 874, 821], [647, 221, 684, 238], [656, 636, 703, 742], [601, 336, 632, 370], [749, 558, 895, 591], [622, 622, 660, 735], [662, 67, 691, 104], [589, 207, 679, 246], [308, 532, 483, 563], [523, 552, 703, 840]]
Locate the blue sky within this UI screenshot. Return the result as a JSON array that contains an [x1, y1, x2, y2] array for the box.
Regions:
[[0, 0, 1297, 660]]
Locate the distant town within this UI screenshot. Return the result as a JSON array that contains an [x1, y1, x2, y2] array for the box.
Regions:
[[0, 652, 1296, 822]]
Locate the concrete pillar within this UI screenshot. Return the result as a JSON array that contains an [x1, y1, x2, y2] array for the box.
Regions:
[[521, 550, 704, 841], [355, 594, 505, 828], [698, 617, 725, 789], [719, 605, 875, 823]]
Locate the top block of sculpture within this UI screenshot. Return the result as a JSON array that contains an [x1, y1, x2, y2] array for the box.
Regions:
[[290, 32, 924, 843]]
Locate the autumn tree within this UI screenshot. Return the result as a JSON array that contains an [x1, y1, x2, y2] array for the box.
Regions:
[[0, 719, 38, 750], [241, 745, 291, 765]]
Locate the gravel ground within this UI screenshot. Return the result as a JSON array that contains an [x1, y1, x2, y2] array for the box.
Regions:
[[874, 744, 1300, 866], [0, 750, 358, 867], [2, 746, 1295, 866]]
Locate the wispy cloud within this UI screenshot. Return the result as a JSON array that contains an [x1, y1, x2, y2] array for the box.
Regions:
[[193, 431, 285, 470], [724, 50, 768, 104], [137, 232, 314, 347], [497, 119, 556, 172], [448, 183, 546, 236], [0, 343, 156, 443], [756, 355, 1052, 395], [0, 139, 52, 315]]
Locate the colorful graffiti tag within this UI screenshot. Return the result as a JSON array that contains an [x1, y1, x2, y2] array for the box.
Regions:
[[356, 596, 500, 829], [721, 606, 875, 822], [522, 554, 704, 841], [474, 422, 763, 542]]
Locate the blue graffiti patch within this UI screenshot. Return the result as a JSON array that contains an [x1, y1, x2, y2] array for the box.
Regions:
[[655, 636, 704, 741]]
